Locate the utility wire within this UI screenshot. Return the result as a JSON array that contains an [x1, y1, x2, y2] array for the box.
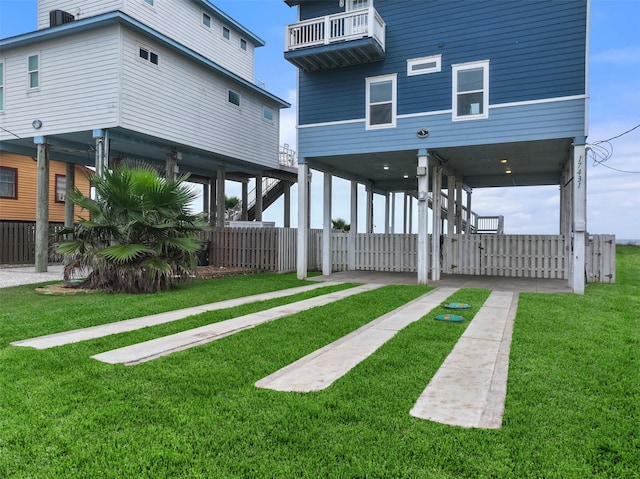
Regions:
[[588, 121, 640, 173]]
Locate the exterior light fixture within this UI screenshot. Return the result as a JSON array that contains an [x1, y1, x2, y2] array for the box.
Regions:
[[383, 165, 390, 170], [500, 158, 508, 164], [403, 174, 409, 178], [505, 168, 512, 174]]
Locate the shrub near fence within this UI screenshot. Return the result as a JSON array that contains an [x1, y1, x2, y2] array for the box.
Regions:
[[0, 221, 65, 264]]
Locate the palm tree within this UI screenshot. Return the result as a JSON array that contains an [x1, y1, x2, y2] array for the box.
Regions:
[[56, 162, 209, 293]]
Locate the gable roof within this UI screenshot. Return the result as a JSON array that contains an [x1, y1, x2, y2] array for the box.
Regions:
[[0, 10, 289, 108]]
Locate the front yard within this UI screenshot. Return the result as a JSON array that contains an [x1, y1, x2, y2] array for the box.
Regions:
[[0, 248, 638, 478]]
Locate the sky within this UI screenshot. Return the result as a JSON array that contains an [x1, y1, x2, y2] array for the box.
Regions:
[[1, 0, 639, 239]]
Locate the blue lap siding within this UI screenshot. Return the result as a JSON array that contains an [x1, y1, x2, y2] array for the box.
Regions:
[[297, 0, 587, 126]]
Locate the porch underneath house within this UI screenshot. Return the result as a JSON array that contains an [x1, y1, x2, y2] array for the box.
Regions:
[[294, 136, 594, 293]]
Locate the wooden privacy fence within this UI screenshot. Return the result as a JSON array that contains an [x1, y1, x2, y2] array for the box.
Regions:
[[442, 234, 567, 278], [320, 232, 615, 283], [0, 221, 65, 264], [200, 227, 321, 273]]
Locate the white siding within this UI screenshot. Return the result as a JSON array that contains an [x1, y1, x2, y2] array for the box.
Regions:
[[0, 27, 121, 142], [38, 1, 257, 83], [38, 0, 123, 29], [122, 0, 255, 82], [119, 29, 279, 168]]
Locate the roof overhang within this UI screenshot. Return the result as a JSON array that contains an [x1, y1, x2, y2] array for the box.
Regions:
[[194, 0, 265, 46]]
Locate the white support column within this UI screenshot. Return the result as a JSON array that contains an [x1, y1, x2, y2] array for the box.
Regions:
[[447, 175, 455, 236], [417, 149, 430, 285], [455, 179, 463, 233], [64, 162, 75, 232], [571, 141, 587, 294], [283, 181, 291, 228], [216, 165, 226, 227], [465, 190, 472, 234], [34, 136, 49, 272], [255, 174, 263, 222], [296, 162, 309, 280], [390, 192, 396, 234], [384, 192, 390, 234], [408, 194, 413, 234], [403, 192, 408, 234], [322, 172, 332, 275], [348, 180, 358, 270], [431, 164, 442, 281], [366, 186, 374, 233]]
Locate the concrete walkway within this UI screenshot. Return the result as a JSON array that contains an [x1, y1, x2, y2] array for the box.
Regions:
[[0, 265, 64, 288], [92, 283, 384, 365], [409, 290, 518, 429], [256, 287, 459, 392], [11, 282, 345, 350]]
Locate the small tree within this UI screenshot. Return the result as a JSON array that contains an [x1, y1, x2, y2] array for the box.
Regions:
[[331, 218, 350, 232], [56, 162, 209, 293]]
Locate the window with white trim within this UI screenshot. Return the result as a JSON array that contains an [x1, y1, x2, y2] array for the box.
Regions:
[[222, 26, 230, 40], [366, 74, 396, 129], [347, 0, 369, 10], [0, 167, 17, 199], [228, 90, 240, 106], [28, 54, 39, 89], [55, 175, 66, 203], [0, 62, 4, 111], [407, 54, 441, 76], [452, 60, 489, 120], [202, 13, 211, 27], [139, 47, 159, 65]]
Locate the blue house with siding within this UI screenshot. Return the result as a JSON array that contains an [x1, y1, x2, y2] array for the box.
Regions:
[[286, 0, 592, 293]]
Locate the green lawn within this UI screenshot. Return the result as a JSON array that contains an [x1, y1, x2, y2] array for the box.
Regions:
[[1, 249, 638, 478]]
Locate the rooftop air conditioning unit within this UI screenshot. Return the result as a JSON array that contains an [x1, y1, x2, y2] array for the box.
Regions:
[[50, 10, 75, 27]]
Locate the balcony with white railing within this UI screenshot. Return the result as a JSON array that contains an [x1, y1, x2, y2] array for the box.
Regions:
[[284, 7, 386, 71]]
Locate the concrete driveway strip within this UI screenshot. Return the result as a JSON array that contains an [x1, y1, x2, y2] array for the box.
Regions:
[[92, 283, 385, 365], [409, 290, 518, 429], [11, 282, 344, 350], [255, 287, 459, 392]]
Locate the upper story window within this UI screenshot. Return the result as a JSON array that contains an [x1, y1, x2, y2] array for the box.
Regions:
[[452, 60, 489, 120], [0, 167, 17, 199], [228, 90, 241, 107], [28, 54, 39, 89], [262, 106, 274, 122], [55, 175, 66, 203], [366, 73, 396, 129], [347, 0, 370, 10], [240, 38, 247, 51], [222, 26, 230, 40], [407, 54, 441, 76], [0, 62, 4, 111], [139, 47, 159, 65], [202, 13, 211, 27]]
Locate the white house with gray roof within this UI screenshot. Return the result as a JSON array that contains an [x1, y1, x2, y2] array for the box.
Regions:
[[0, 0, 291, 269]]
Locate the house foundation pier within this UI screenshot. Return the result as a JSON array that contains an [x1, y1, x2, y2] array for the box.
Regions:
[[34, 136, 49, 272]]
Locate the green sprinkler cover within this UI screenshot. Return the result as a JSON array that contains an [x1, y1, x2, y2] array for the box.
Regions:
[[435, 314, 466, 322], [444, 302, 471, 310]]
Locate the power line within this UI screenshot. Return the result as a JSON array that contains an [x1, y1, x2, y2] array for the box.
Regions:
[[588, 122, 640, 173]]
